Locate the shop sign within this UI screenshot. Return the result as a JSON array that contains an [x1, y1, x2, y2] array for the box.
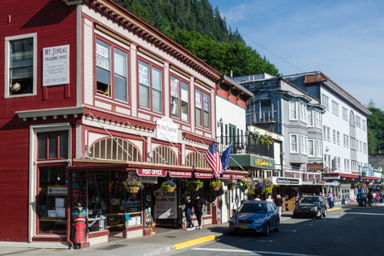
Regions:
[[169, 171, 192, 178], [156, 117, 178, 143], [272, 177, 302, 186], [255, 157, 275, 170], [139, 176, 158, 184], [154, 188, 177, 219], [137, 169, 167, 177], [220, 174, 231, 179], [195, 172, 213, 179], [232, 175, 246, 180], [307, 163, 324, 171], [47, 186, 67, 195], [318, 181, 325, 185], [43, 45, 70, 86]]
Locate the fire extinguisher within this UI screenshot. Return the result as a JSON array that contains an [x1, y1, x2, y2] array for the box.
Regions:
[[71, 204, 87, 244]]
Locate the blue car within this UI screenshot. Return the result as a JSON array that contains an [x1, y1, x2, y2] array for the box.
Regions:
[[229, 201, 280, 236]]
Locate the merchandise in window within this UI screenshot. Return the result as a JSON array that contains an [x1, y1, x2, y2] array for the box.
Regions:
[[38, 131, 68, 160], [9, 38, 34, 95]]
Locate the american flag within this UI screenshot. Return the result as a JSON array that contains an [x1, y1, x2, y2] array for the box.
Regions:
[[203, 142, 223, 178]]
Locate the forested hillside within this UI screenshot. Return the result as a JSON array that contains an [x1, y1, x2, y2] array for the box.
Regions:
[[113, 0, 279, 77]]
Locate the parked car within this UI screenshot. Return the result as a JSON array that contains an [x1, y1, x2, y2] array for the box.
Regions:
[[293, 196, 327, 219], [229, 201, 279, 236]]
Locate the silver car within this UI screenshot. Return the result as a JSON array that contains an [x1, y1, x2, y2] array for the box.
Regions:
[[229, 201, 280, 236]]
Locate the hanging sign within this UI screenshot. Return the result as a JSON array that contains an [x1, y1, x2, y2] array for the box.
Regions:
[[272, 177, 302, 185], [169, 171, 192, 178], [43, 45, 70, 86], [156, 117, 178, 143], [47, 186, 68, 195], [154, 188, 177, 219], [137, 169, 167, 177], [195, 172, 213, 179], [232, 175, 246, 180]]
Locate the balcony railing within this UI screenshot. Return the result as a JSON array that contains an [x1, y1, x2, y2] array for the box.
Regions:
[[217, 135, 274, 158]]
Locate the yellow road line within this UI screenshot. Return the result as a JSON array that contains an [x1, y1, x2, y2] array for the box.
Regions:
[[174, 235, 216, 250], [327, 207, 342, 212]]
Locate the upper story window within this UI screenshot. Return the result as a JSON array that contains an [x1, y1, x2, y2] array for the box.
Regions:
[[170, 76, 189, 121], [342, 107, 348, 121], [362, 120, 367, 131], [322, 94, 329, 110], [5, 33, 37, 97], [327, 127, 330, 141], [37, 131, 68, 160], [332, 101, 339, 116], [96, 39, 128, 101], [289, 102, 297, 120], [195, 89, 210, 129], [356, 116, 361, 128], [301, 135, 308, 155], [337, 132, 340, 145], [316, 140, 322, 157], [139, 60, 162, 112], [315, 111, 321, 128], [333, 130, 336, 144], [308, 139, 314, 157], [300, 103, 307, 122], [290, 134, 298, 153], [307, 110, 314, 126]]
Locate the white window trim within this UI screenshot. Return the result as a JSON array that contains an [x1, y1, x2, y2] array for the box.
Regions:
[[289, 102, 298, 121], [342, 107, 348, 121], [301, 134, 308, 155], [307, 110, 314, 127], [315, 111, 322, 128], [316, 140, 322, 157], [332, 101, 339, 116], [290, 134, 299, 154], [308, 139, 315, 157], [5, 33, 37, 98], [333, 130, 336, 144]]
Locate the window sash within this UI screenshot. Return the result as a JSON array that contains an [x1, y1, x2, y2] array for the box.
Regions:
[[38, 132, 68, 160], [308, 140, 314, 156], [308, 110, 313, 126], [181, 81, 188, 121], [290, 135, 298, 153], [290, 102, 297, 119], [139, 61, 150, 108]]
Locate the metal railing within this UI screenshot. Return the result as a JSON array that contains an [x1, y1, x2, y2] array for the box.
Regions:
[[216, 134, 274, 158]]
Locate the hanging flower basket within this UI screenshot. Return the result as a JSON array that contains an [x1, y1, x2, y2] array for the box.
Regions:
[[240, 178, 252, 189], [228, 179, 237, 190], [161, 180, 177, 192], [187, 180, 203, 191], [229, 185, 236, 190], [210, 179, 222, 191], [212, 185, 221, 191], [356, 182, 364, 189], [126, 186, 140, 194]]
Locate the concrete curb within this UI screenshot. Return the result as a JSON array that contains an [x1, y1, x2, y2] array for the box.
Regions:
[[141, 245, 176, 256]]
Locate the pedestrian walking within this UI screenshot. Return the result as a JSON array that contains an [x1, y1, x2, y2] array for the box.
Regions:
[[185, 196, 195, 231], [363, 193, 367, 206], [320, 192, 324, 199], [275, 194, 283, 219], [327, 193, 334, 208], [254, 194, 261, 201], [375, 192, 380, 204], [194, 193, 205, 229], [367, 191, 373, 206], [373, 192, 377, 204], [266, 194, 273, 202]]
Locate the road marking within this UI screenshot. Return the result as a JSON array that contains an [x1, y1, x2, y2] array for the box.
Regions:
[[257, 240, 272, 242], [191, 248, 320, 256], [284, 230, 297, 232], [174, 235, 215, 250], [327, 207, 342, 212]]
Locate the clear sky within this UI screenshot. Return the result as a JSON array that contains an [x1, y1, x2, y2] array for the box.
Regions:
[[209, 0, 384, 110]]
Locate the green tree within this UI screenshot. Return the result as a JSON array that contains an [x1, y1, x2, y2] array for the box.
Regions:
[[367, 102, 384, 153]]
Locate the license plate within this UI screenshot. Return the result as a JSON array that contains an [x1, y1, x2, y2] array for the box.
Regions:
[[241, 225, 248, 229]]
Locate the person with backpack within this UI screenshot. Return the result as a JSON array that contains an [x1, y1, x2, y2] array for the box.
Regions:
[[185, 196, 195, 231]]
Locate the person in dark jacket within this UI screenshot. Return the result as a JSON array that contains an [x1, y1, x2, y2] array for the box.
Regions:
[[275, 194, 283, 218], [185, 196, 195, 230], [367, 191, 373, 206], [194, 193, 205, 229]]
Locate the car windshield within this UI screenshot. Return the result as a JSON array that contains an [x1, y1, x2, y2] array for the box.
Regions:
[[299, 197, 319, 204], [237, 203, 267, 213]]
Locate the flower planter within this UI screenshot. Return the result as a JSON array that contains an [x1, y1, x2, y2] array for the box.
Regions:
[[229, 185, 236, 190], [212, 185, 221, 191], [163, 187, 175, 193], [126, 186, 140, 194]]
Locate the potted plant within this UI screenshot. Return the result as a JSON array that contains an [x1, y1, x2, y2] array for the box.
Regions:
[[124, 175, 144, 194], [210, 179, 222, 191], [251, 131, 260, 141], [240, 178, 252, 189], [257, 178, 274, 194], [187, 180, 204, 191], [260, 134, 273, 149], [228, 179, 237, 190], [161, 180, 177, 192], [356, 182, 364, 189]]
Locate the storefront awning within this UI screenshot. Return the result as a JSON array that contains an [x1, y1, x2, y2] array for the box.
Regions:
[[323, 172, 380, 181]]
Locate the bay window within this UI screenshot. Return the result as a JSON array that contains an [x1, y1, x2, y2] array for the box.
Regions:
[[308, 110, 314, 126], [290, 102, 297, 120], [308, 139, 314, 157], [290, 134, 298, 153]]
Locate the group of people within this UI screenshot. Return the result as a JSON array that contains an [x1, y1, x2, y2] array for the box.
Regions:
[[358, 191, 381, 206], [185, 193, 205, 231], [253, 194, 283, 218]]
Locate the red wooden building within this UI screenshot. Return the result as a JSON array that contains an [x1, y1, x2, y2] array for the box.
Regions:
[[0, 0, 248, 248]]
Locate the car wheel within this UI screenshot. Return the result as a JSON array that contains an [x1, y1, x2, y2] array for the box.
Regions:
[[316, 209, 322, 219], [275, 220, 280, 232], [323, 210, 327, 217], [264, 223, 270, 236]]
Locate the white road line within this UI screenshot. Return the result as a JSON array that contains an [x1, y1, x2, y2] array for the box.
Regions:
[[257, 240, 272, 242], [284, 230, 297, 232], [191, 248, 321, 256]]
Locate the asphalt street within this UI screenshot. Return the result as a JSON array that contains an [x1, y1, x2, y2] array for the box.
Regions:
[[169, 206, 384, 256]]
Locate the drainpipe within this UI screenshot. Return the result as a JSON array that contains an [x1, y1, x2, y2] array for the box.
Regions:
[[67, 169, 74, 249]]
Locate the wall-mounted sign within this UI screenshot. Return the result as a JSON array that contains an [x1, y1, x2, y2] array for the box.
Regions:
[[272, 177, 302, 186], [154, 188, 177, 219], [232, 175, 246, 180], [156, 117, 178, 143], [47, 186, 68, 195], [169, 171, 192, 178], [255, 157, 275, 170], [307, 163, 324, 171], [195, 172, 213, 179], [220, 174, 231, 179], [137, 169, 167, 177], [43, 45, 70, 86], [139, 176, 158, 184]]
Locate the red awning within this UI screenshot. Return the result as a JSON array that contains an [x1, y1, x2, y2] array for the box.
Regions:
[[169, 171, 192, 178]]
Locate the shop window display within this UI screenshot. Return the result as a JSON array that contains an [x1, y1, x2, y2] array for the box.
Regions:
[[38, 166, 67, 234]]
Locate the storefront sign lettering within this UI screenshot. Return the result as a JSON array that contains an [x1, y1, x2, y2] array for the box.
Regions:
[[43, 45, 70, 86], [232, 175, 246, 180], [272, 177, 302, 185], [254, 157, 275, 170], [169, 171, 192, 178], [195, 172, 213, 179], [47, 186, 68, 195], [137, 169, 167, 177], [307, 164, 324, 171], [220, 174, 231, 179], [156, 117, 178, 143], [154, 188, 177, 219]]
